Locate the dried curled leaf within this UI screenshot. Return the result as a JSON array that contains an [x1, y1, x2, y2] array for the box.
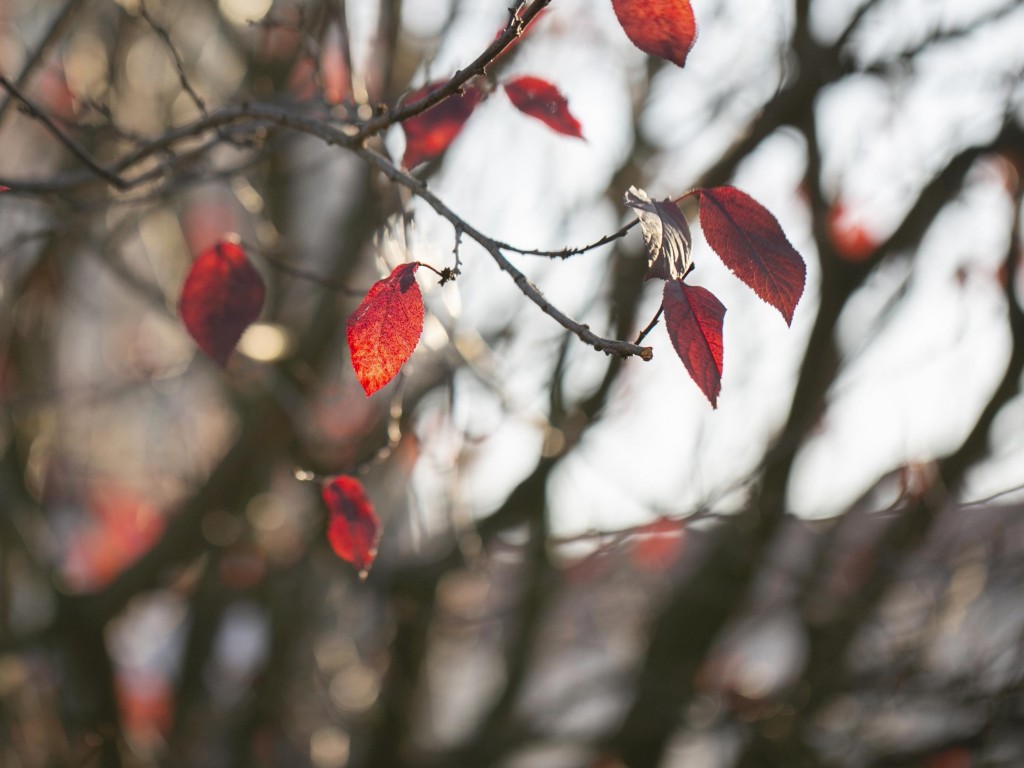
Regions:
[[698, 186, 806, 325], [504, 76, 584, 139], [612, 0, 697, 68], [400, 81, 484, 168], [663, 280, 726, 407], [178, 240, 265, 366], [322, 475, 380, 577], [346, 262, 424, 396], [625, 186, 693, 281]]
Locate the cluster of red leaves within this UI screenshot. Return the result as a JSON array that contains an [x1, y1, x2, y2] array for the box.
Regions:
[[626, 186, 805, 406], [172, 0, 801, 579]]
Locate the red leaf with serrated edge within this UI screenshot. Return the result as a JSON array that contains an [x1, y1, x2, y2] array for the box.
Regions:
[[698, 186, 806, 325], [322, 476, 380, 576], [504, 76, 584, 139], [179, 240, 265, 366], [347, 262, 424, 396], [624, 186, 692, 281], [400, 82, 484, 168], [612, 0, 697, 68], [663, 280, 725, 407]]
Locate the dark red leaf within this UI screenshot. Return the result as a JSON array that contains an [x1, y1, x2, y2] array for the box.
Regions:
[[612, 0, 697, 68], [503, 76, 584, 139], [347, 262, 424, 396], [322, 475, 380, 577], [663, 280, 725, 407], [400, 81, 484, 168], [179, 240, 265, 366], [698, 186, 806, 325], [624, 186, 692, 281]]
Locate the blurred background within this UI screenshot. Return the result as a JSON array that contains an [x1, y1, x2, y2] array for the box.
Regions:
[[2, 0, 1024, 766]]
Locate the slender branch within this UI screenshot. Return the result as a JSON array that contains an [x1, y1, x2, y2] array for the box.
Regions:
[[139, 0, 207, 114], [0, 76, 129, 189], [350, 0, 553, 143], [354, 146, 653, 360]]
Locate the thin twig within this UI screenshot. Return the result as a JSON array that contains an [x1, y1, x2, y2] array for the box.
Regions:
[[0, 76, 129, 189], [138, 1, 207, 114], [355, 145, 653, 361]]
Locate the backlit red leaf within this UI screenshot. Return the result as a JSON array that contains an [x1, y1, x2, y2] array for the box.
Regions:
[[612, 0, 697, 68], [179, 240, 265, 366], [400, 81, 484, 168], [504, 76, 584, 139], [698, 186, 805, 325], [347, 262, 424, 396], [322, 475, 380, 577], [624, 186, 692, 281], [663, 280, 725, 407]]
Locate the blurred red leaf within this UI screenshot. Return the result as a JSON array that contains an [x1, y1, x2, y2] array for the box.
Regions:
[[400, 82, 484, 168], [0, 185, 9, 192], [322, 475, 380, 576], [698, 186, 806, 325], [827, 203, 877, 262], [612, 0, 697, 68], [624, 186, 692, 281], [179, 240, 265, 366], [630, 517, 687, 572], [321, 23, 349, 104], [663, 280, 725, 407], [346, 262, 423, 396], [503, 76, 584, 139]]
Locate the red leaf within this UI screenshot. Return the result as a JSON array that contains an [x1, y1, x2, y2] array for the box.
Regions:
[[400, 81, 484, 168], [698, 186, 806, 325], [827, 203, 877, 263], [624, 186, 692, 281], [503, 76, 584, 139], [663, 280, 725, 407], [0, 185, 9, 192], [346, 262, 424, 396], [612, 0, 697, 68], [321, 23, 349, 105], [179, 240, 265, 366], [322, 475, 380, 576]]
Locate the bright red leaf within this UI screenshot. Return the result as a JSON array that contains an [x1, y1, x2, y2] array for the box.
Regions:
[[400, 81, 484, 168], [612, 0, 697, 68], [504, 76, 584, 139], [663, 280, 725, 407], [179, 240, 265, 366], [624, 186, 692, 281], [698, 186, 806, 325], [347, 262, 424, 396], [322, 475, 380, 577]]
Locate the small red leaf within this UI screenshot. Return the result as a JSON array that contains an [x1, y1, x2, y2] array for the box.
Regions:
[[827, 203, 877, 263], [624, 186, 692, 281], [347, 262, 424, 396], [612, 0, 697, 68], [400, 81, 484, 168], [663, 280, 725, 407], [179, 240, 265, 366], [322, 476, 380, 576], [698, 186, 806, 325], [503, 76, 584, 139]]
